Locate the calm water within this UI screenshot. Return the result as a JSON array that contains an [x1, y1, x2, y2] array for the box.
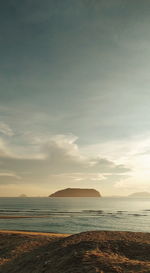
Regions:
[[0, 197, 150, 233]]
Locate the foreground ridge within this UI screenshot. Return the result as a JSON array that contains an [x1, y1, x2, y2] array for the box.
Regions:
[[0, 230, 150, 273]]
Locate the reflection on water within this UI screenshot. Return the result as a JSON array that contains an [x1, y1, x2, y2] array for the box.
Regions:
[[0, 197, 150, 233]]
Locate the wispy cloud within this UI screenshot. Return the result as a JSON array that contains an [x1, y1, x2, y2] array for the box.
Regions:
[[0, 172, 21, 180], [0, 171, 22, 185], [0, 134, 131, 188], [0, 122, 14, 136]]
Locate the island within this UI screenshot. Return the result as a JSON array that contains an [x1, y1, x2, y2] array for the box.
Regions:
[[128, 192, 150, 198], [18, 194, 28, 198], [49, 188, 101, 197]]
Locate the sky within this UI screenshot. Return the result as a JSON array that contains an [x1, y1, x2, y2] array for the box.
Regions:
[[0, 0, 150, 196]]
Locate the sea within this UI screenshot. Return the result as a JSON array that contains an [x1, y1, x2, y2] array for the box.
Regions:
[[0, 197, 150, 234]]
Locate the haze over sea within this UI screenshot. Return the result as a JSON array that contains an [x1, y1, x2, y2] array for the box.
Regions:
[[0, 197, 150, 233]]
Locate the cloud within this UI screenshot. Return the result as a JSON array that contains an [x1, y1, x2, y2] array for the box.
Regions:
[[0, 138, 14, 157], [89, 158, 130, 173], [49, 172, 105, 182], [0, 134, 131, 185], [0, 172, 22, 184], [0, 172, 21, 179], [114, 177, 150, 193], [0, 122, 14, 136]]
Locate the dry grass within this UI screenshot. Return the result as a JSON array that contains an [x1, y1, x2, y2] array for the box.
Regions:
[[0, 230, 150, 273]]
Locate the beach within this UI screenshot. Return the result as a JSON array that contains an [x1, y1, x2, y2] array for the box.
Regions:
[[0, 198, 150, 272], [0, 230, 150, 273]]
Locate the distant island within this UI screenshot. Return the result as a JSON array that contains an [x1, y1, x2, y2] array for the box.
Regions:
[[128, 192, 150, 198], [49, 188, 101, 197], [18, 194, 28, 198]]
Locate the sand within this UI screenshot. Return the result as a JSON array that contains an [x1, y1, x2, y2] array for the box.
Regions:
[[0, 229, 69, 237], [0, 230, 150, 273]]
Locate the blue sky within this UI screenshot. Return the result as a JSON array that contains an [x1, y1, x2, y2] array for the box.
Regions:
[[0, 0, 150, 196]]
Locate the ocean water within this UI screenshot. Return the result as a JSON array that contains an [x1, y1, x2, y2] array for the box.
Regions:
[[0, 197, 150, 233]]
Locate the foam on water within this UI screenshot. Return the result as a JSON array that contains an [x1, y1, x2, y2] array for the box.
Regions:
[[0, 197, 150, 233]]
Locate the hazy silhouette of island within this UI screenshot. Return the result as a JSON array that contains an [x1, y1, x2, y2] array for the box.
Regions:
[[49, 188, 101, 197], [18, 194, 28, 198], [128, 192, 150, 198]]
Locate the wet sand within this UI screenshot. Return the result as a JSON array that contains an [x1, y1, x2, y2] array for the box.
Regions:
[[0, 229, 70, 237]]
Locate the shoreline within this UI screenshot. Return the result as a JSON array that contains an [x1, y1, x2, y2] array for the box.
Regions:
[[0, 228, 149, 236], [0, 229, 70, 237]]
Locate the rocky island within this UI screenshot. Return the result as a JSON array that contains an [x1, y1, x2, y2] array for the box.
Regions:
[[49, 188, 101, 197]]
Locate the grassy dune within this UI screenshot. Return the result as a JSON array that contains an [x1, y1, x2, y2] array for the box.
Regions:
[[0, 230, 150, 273]]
